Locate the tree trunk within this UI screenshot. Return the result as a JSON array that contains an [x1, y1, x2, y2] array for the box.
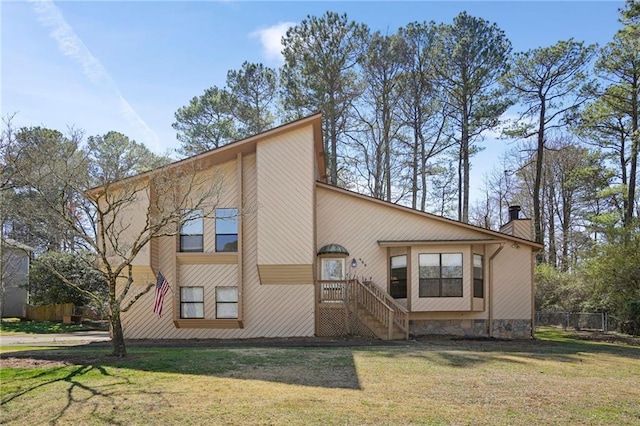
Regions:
[[547, 182, 557, 268], [461, 102, 470, 223], [626, 78, 638, 226], [109, 301, 127, 357], [330, 118, 338, 186], [411, 120, 419, 210], [533, 101, 546, 247]]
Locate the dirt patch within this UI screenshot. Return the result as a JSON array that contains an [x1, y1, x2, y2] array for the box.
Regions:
[[0, 357, 73, 368]]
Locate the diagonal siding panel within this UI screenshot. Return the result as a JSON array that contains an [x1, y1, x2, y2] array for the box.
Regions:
[[256, 127, 314, 266]]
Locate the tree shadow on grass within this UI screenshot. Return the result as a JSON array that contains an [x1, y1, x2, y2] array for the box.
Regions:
[[1, 356, 171, 426], [1, 345, 363, 391], [361, 334, 640, 367]]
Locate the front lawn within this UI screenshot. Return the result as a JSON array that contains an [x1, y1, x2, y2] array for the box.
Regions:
[[0, 318, 101, 334], [1, 329, 638, 425]]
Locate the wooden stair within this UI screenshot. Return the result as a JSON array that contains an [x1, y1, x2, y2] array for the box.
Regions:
[[356, 308, 406, 340]]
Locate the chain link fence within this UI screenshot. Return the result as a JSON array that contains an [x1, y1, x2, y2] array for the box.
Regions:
[[535, 311, 618, 332]]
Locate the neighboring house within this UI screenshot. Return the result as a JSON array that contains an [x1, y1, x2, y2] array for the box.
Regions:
[[0, 238, 33, 318], [106, 113, 542, 340]]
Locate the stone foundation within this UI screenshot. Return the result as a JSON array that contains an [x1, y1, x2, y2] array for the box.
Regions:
[[410, 319, 532, 339]]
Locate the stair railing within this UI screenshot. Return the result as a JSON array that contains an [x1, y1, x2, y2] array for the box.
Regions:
[[354, 279, 409, 339]]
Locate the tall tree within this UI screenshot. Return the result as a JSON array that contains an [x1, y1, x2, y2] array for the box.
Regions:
[[281, 11, 369, 185], [87, 131, 171, 184], [351, 32, 407, 201], [2, 126, 86, 251], [502, 39, 597, 246], [173, 86, 238, 157], [397, 21, 452, 211], [433, 12, 512, 223], [226, 62, 278, 138], [592, 4, 640, 225]]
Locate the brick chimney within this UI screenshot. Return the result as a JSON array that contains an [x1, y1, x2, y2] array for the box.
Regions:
[[500, 205, 533, 240]]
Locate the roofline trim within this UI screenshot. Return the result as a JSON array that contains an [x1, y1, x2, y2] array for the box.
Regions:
[[316, 182, 543, 249], [88, 112, 323, 196]]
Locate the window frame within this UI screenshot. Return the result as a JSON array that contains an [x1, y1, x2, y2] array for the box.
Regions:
[[180, 286, 204, 318], [473, 254, 484, 298], [180, 209, 204, 252], [320, 258, 345, 281], [418, 253, 464, 298], [215, 286, 238, 319], [215, 208, 238, 253], [389, 255, 408, 299]]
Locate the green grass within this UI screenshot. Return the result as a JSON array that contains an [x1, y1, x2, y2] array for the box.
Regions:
[[1, 329, 639, 425], [0, 318, 97, 334]]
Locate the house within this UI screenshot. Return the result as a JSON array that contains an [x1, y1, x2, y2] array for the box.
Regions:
[[109, 113, 541, 340], [1, 238, 33, 318]]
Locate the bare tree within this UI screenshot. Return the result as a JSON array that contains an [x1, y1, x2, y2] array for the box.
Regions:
[[4, 123, 224, 356]]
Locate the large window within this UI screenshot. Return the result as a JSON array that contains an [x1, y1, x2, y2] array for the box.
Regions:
[[390, 255, 407, 299], [180, 210, 203, 252], [215, 208, 238, 252], [473, 254, 484, 298], [180, 287, 204, 318], [320, 258, 345, 280], [419, 253, 463, 297], [216, 287, 238, 319]]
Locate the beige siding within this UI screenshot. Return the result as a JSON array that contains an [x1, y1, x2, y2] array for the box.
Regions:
[[202, 160, 238, 252], [116, 186, 150, 266], [317, 185, 532, 323], [121, 152, 315, 339], [317, 185, 494, 294], [492, 245, 533, 320], [178, 264, 237, 319], [258, 264, 314, 284], [256, 126, 314, 268]]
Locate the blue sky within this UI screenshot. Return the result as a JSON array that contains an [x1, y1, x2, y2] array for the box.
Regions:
[[0, 0, 626, 198]]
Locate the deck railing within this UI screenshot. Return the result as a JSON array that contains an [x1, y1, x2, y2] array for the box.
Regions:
[[317, 279, 409, 339], [317, 280, 348, 303]]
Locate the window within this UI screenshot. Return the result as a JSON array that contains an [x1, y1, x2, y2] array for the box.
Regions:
[[180, 210, 203, 252], [216, 286, 238, 319], [320, 258, 345, 280], [390, 255, 407, 299], [473, 254, 484, 298], [180, 287, 204, 318], [419, 253, 463, 297], [215, 208, 238, 252]]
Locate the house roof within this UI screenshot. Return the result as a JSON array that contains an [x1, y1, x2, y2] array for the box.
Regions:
[[316, 182, 543, 250], [87, 113, 325, 196], [317, 243, 350, 256]]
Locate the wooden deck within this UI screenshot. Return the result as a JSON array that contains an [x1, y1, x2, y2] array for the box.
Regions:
[[316, 279, 409, 340]]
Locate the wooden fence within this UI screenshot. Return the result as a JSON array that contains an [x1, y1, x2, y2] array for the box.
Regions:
[[25, 303, 74, 322]]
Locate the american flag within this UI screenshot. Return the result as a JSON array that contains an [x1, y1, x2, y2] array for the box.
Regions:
[[153, 271, 170, 318]]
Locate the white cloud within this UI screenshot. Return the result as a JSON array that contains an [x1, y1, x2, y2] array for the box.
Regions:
[[250, 21, 296, 64], [28, 0, 159, 148]]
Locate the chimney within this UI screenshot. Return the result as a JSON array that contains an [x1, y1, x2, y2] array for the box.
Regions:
[[508, 205, 521, 222], [500, 205, 533, 241]]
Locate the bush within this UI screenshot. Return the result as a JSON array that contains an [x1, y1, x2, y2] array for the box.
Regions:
[[29, 251, 107, 315]]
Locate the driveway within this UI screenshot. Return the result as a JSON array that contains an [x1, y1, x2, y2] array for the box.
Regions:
[[0, 331, 111, 346]]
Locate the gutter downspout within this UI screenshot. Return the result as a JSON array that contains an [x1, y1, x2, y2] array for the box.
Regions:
[[488, 243, 504, 338]]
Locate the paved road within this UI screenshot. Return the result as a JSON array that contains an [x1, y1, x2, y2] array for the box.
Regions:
[[0, 331, 111, 346]]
